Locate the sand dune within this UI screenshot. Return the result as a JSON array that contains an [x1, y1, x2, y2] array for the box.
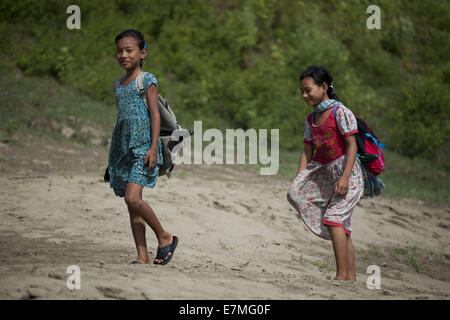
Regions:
[[0, 134, 449, 300]]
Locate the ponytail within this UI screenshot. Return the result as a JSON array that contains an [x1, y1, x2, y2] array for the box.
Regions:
[[327, 84, 339, 101]]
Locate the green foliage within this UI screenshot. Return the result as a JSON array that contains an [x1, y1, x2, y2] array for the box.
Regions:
[[392, 246, 424, 272], [0, 69, 116, 143], [386, 68, 450, 162], [381, 16, 415, 56], [0, 0, 449, 161], [1, 52, 448, 205]]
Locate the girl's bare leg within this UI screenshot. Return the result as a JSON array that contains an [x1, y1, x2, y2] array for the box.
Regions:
[[125, 182, 172, 264], [328, 226, 348, 280], [346, 235, 356, 281], [128, 209, 150, 264]]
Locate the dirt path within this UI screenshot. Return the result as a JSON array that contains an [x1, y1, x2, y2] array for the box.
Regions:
[[0, 133, 449, 299]]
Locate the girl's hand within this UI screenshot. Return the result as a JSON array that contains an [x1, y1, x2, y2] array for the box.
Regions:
[[144, 147, 158, 170], [334, 175, 350, 196]]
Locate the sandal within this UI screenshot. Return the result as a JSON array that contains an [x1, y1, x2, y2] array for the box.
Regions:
[[154, 236, 178, 265]]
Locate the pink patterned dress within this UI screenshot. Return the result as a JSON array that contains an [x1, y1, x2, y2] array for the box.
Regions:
[[287, 103, 364, 240]]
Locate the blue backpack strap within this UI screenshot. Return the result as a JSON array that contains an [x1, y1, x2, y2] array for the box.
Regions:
[[365, 133, 387, 149], [333, 104, 339, 119]]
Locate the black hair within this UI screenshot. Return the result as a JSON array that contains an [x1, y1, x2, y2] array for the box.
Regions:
[[299, 66, 339, 101], [115, 29, 146, 67]]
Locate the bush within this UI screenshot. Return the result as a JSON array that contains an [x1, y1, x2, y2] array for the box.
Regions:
[[386, 69, 450, 161], [0, 0, 448, 159]]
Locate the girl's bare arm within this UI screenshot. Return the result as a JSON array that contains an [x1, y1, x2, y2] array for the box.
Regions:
[[341, 135, 357, 179], [144, 84, 160, 169], [334, 134, 357, 195]]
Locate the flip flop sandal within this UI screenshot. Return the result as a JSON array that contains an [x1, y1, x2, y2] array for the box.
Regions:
[[154, 236, 178, 265], [130, 260, 142, 264]]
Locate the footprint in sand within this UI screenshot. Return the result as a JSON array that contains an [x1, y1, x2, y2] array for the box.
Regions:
[[95, 286, 125, 299], [212, 200, 230, 211]]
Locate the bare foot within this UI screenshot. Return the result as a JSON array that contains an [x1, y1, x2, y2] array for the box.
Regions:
[[131, 258, 149, 264], [333, 275, 356, 281]]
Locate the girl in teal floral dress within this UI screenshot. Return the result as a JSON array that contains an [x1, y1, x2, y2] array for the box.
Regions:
[[108, 29, 178, 265]]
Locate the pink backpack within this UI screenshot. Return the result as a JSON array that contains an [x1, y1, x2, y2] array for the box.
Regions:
[[332, 105, 386, 175]]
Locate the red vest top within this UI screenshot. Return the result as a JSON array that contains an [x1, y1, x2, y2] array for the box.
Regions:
[[306, 109, 348, 165]]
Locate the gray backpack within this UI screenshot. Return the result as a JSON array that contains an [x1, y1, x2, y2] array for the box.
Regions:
[[113, 72, 192, 177]]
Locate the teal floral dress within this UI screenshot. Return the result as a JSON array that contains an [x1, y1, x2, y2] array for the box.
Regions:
[[108, 72, 163, 197]]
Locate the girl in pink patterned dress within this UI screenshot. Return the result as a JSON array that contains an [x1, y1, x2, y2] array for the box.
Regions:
[[287, 66, 364, 281]]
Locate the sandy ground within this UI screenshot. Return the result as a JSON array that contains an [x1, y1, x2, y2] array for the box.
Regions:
[[0, 132, 449, 300]]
